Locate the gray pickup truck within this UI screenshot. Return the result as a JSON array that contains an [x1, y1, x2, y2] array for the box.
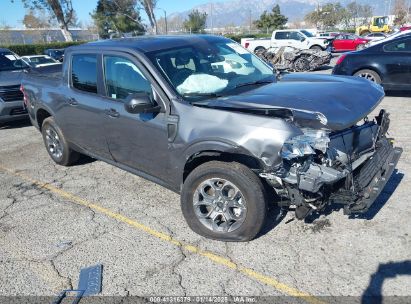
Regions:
[[21, 35, 402, 241], [0, 48, 29, 124]]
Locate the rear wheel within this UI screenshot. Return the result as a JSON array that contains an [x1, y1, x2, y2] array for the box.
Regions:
[[41, 117, 80, 166], [181, 161, 267, 241], [310, 45, 323, 51], [354, 69, 382, 84], [356, 44, 366, 51]]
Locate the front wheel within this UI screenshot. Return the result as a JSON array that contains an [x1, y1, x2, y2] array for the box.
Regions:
[[181, 161, 267, 242], [293, 57, 310, 72], [41, 117, 80, 166], [354, 69, 382, 84]]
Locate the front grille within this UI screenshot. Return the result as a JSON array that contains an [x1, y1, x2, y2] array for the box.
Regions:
[[10, 107, 27, 116], [356, 139, 391, 190], [0, 85, 24, 102]]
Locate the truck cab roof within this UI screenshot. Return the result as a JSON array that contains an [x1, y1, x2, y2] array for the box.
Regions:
[[73, 35, 231, 54]]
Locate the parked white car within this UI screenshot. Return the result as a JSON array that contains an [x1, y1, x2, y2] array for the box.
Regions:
[[241, 29, 330, 53], [363, 32, 387, 41], [21, 55, 60, 68]]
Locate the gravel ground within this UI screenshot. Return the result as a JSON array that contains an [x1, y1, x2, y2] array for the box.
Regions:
[[0, 65, 410, 303]]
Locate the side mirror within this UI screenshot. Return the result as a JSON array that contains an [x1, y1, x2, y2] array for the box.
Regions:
[[300, 37, 306, 42], [124, 93, 161, 114]]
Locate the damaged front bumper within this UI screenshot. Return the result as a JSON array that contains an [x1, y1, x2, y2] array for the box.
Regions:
[[260, 110, 403, 219], [331, 137, 402, 215]]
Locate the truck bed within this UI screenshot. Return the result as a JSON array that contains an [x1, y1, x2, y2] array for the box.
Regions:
[[28, 64, 62, 79]]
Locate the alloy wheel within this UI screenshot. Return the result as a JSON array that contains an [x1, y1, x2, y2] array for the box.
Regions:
[[357, 72, 377, 82], [193, 178, 247, 233], [45, 127, 63, 159]]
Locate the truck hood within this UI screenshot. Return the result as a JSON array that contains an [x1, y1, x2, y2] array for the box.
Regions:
[[0, 69, 24, 86], [195, 74, 385, 131]]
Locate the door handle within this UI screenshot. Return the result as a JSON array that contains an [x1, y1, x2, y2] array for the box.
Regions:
[[68, 97, 78, 106], [105, 108, 120, 118]]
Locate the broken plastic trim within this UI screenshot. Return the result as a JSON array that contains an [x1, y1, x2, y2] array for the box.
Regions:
[[192, 104, 294, 120]]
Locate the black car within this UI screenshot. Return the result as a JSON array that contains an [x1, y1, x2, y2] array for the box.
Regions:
[[43, 48, 65, 62], [332, 34, 411, 91]]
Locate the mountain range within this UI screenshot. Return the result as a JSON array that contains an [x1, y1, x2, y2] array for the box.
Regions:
[[168, 0, 387, 28]]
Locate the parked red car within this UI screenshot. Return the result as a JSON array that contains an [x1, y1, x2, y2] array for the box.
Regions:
[[400, 26, 411, 31], [332, 34, 370, 51]]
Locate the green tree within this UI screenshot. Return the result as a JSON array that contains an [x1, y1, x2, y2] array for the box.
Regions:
[[254, 4, 288, 31], [91, 0, 145, 39], [304, 2, 345, 29], [12, 0, 76, 41], [183, 9, 207, 33]]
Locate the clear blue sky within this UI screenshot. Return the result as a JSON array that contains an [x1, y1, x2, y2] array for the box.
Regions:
[[1, 0, 226, 28]]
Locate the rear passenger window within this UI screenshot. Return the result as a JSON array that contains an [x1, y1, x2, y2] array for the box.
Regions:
[[71, 54, 98, 94], [384, 39, 411, 52]]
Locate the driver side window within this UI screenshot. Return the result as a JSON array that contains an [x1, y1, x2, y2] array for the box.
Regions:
[[290, 32, 302, 41], [103, 55, 152, 101]]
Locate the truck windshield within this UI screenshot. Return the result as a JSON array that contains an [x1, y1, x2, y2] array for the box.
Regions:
[[0, 51, 28, 71], [146, 40, 274, 100], [300, 30, 314, 37]]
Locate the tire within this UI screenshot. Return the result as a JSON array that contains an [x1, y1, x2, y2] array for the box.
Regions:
[[181, 161, 267, 242], [356, 44, 366, 51], [254, 46, 266, 53], [354, 69, 382, 84], [310, 45, 323, 51], [41, 117, 80, 166], [293, 57, 310, 72]]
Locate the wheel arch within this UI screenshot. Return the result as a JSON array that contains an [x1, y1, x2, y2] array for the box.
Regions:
[[310, 44, 324, 50], [183, 150, 264, 183], [36, 107, 53, 131]]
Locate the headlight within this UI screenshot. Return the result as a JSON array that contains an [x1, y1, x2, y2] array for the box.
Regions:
[[281, 128, 330, 160]]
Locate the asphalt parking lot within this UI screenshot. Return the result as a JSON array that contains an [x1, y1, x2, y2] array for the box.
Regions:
[[1, 65, 410, 303]]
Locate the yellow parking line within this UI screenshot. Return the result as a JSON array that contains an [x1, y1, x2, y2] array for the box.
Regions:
[[0, 165, 325, 304]]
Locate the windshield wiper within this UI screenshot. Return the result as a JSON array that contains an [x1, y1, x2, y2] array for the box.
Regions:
[[235, 80, 274, 89], [181, 92, 223, 98]]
